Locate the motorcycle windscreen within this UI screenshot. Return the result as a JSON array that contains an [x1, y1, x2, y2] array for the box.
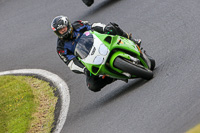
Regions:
[[74, 32, 94, 59]]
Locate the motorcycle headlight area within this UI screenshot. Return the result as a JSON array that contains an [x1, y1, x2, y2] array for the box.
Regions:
[[93, 56, 104, 65], [99, 44, 108, 55], [92, 44, 108, 65]]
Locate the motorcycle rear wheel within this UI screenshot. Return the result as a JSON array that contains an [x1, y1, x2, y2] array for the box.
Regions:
[[113, 57, 153, 80]]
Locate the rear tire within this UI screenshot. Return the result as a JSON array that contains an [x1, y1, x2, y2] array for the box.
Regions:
[[113, 57, 153, 80]]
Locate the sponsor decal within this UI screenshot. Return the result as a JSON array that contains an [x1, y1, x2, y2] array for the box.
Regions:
[[85, 31, 90, 36]]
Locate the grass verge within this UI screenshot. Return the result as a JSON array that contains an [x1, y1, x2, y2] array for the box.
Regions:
[[186, 124, 200, 133], [0, 75, 58, 133]]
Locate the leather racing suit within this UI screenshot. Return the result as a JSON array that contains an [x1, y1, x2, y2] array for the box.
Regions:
[[56, 20, 131, 92]]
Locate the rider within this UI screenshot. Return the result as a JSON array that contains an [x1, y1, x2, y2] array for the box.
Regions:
[[51, 15, 141, 92]]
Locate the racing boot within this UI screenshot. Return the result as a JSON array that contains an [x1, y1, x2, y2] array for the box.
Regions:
[[129, 33, 142, 48]]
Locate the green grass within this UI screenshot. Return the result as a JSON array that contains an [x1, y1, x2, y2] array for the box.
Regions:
[[186, 124, 200, 133], [0, 76, 36, 133], [0, 75, 57, 133]]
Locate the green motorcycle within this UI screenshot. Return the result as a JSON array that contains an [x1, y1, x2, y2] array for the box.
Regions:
[[74, 30, 155, 80]]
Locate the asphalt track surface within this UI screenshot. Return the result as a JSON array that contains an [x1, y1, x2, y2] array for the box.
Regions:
[[1, 0, 200, 133]]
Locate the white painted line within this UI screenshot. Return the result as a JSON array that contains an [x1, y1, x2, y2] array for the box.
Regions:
[[0, 69, 70, 133]]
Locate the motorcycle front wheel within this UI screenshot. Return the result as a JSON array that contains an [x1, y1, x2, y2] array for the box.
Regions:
[[113, 57, 153, 80]]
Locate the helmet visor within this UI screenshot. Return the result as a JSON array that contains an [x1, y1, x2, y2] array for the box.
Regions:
[[58, 26, 68, 35]]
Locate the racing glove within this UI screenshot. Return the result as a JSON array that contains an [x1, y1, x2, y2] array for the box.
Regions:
[[67, 58, 85, 74]]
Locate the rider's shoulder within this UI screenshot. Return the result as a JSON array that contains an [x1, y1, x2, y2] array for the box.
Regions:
[[72, 20, 90, 30], [57, 38, 65, 47]]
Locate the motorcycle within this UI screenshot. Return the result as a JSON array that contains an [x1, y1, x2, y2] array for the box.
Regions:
[[74, 30, 155, 81]]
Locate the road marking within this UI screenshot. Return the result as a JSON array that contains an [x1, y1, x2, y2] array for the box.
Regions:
[[0, 69, 70, 133]]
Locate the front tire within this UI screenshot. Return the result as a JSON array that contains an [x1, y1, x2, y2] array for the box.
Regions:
[[113, 57, 153, 80]]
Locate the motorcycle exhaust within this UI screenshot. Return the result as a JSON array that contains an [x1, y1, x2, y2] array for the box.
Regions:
[[129, 56, 140, 64], [122, 72, 131, 78]]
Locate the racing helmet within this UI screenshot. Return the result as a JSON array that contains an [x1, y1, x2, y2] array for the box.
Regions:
[[51, 15, 73, 40]]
